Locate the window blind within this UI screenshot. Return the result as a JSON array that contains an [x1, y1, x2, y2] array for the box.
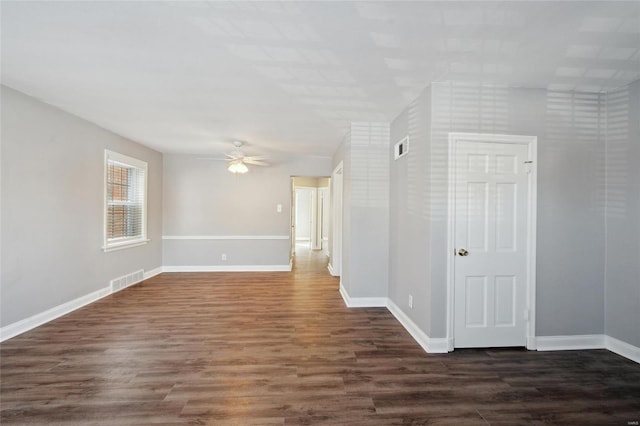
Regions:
[[104, 151, 147, 250]]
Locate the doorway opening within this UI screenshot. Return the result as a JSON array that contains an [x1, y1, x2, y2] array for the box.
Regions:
[[290, 176, 331, 260]]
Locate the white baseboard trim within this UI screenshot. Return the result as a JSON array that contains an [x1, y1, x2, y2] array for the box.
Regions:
[[534, 334, 639, 364], [144, 267, 163, 280], [605, 335, 640, 364], [0, 286, 111, 342], [337, 289, 448, 353], [535, 334, 606, 351], [163, 264, 292, 272], [339, 284, 387, 308], [327, 263, 336, 276], [1, 266, 163, 342], [386, 299, 450, 353]]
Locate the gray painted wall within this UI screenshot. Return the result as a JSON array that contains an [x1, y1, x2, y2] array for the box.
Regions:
[[389, 91, 433, 335], [389, 82, 607, 339], [1, 86, 163, 327], [332, 132, 351, 287], [162, 154, 331, 267], [430, 83, 606, 338], [333, 123, 390, 299], [605, 80, 640, 347], [350, 123, 390, 298]]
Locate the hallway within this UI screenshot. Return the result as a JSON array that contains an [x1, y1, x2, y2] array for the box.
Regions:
[[292, 243, 329, 273]]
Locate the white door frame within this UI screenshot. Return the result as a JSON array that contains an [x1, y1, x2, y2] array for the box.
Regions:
[[330, 162, 343, 276], [446, 133, 538, 351], [290, 178, 296, 260], [319, 187, 330, 253]]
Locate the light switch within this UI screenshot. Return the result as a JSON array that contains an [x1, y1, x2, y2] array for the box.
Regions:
[[277, 203, 282, 213]]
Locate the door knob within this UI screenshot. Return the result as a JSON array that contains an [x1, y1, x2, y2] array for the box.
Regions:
[[458, 248, 469, 256]]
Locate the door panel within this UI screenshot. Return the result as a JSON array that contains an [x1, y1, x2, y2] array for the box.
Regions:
[[466, 182, 488, 251], [496, 183, 517, 251], [494, 275, 516, 327], [465, 276, 487, 327], [496, 154, 517, 174], [454, 140, 529, 348]]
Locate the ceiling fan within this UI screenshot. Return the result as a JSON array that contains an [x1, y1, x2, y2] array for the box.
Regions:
[[213, 141, 268, 174]]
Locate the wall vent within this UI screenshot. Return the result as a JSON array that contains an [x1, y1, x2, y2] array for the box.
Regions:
[[394, 136, 409, 160], [110, 269, 144, 293]]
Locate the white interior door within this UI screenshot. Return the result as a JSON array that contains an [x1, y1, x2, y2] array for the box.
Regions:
[[453, 139, 531, 348], [295, 188, 313, 248], [310, 188, 320, 250]]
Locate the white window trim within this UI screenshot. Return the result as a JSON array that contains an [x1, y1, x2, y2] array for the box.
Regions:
[[103, 150, 149, 252]]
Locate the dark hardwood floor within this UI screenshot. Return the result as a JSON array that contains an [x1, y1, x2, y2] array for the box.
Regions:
[[2, 246, 639, 425]]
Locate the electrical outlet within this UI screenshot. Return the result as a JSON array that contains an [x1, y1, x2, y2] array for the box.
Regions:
[[221, 253, 227, 261], [408, 295, 414, 309], [277, 203, 282, 213]]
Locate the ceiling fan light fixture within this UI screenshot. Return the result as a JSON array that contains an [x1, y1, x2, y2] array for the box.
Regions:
[[228, 160, 248, 174]]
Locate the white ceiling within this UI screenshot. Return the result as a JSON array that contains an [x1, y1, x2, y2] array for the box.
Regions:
[[2, 1, 639, 157]]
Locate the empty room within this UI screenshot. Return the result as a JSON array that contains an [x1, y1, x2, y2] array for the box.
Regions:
[[1, 1, 639, 424]]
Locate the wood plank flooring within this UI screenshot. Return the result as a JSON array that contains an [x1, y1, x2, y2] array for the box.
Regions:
[[2, 247, 639, 425]]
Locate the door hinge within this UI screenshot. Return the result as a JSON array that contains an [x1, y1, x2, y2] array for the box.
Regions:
[[524, 160, 533, 174]]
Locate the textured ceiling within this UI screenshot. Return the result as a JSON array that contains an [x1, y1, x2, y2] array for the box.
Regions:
[[2, 1, 639, 157]]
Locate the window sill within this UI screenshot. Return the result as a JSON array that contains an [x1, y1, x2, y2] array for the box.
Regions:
[[103, 239, 150, 253]]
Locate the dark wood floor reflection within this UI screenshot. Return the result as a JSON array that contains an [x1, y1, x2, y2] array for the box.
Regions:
[[2, 248, 639, 425]]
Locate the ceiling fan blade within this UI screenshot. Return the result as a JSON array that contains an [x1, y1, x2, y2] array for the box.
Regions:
[[244, 159, 268, 166], [243, 155, 266, 162], [196, 157, 229, 161]]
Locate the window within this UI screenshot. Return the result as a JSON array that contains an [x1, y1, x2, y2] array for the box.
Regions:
[[104, 150, 148, 251]]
